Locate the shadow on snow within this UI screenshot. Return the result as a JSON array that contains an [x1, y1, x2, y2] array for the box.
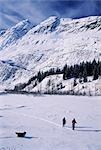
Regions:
[[76, 129, 101, 132], [0, 136, 38, 139], [65, 126, 101, 132]]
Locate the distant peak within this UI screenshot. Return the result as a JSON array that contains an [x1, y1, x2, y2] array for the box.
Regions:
[[31, 16, 60, 34], [11, 19, 33, 31], [0, 19, 33, 50], [40, 16, 58, 25]]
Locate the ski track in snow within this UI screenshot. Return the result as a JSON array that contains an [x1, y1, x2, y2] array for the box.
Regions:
[[8, 111, 63, 129], [0, 103, 71, 130]]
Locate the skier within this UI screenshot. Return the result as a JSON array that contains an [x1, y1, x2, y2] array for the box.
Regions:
[[72, 118, 77, 130], [62, 117, 66, 127]]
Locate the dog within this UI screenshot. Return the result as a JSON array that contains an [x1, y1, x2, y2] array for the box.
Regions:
[[15, 131, 26, 137]]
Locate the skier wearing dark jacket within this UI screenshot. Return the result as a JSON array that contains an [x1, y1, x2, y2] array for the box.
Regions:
[[62, 117, 66, 127], [72, 118, 77, 130]]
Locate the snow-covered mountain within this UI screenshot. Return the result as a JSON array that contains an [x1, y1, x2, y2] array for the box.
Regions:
[[0, 19, 33, 50], [0, 16, 101, 93]]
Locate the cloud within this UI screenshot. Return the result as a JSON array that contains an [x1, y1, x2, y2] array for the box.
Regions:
[[0, 0, 47, 28], [0, 0, 101, 29], [48, 0, 101, 18]]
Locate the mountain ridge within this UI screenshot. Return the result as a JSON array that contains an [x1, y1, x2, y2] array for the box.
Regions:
[[0, 19, 33, 50], [0, 16, 101, 93]]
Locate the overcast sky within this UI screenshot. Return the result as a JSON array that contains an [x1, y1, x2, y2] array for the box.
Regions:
[[0, 0, 101, 29]]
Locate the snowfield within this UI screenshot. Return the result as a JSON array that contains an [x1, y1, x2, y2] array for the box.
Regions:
[[0, 94, 101, 150]]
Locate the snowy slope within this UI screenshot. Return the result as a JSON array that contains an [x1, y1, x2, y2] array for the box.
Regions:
[[0, 19, 33, 50], [0, 94, 101, 150], [0, 16, 101, 91], [24, 74, 101, 96]]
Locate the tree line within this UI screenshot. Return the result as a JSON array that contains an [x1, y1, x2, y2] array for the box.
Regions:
[[14, 59, 101, 91], [37, 59, 101, 83], [63, 59, 101, 82]]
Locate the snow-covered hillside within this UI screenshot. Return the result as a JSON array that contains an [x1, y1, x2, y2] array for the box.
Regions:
[[0, 19, 33, 50], [0, 16, 101, 93], [24, 74, 101, 96], [0, 94, 101, 150]]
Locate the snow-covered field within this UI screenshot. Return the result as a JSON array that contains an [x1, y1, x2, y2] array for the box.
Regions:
[[0, 94, 101, 150]]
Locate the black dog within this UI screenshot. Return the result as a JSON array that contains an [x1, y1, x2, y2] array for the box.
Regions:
[[15, 132, 26, 137]]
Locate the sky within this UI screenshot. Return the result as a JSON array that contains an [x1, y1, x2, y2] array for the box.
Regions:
[[0, 0, 101, 29]]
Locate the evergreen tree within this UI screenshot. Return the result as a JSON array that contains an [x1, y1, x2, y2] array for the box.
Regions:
[[98, 61, 101, 76], [69, 66, 74, 78], [83, 65, 87, 82], [93, 64, 99, 80], [37, 71, 42, 82], [86, 61, 93, 76], [73, 78, 77, 87], [63, 64, 67, 80], [74, 64, 79, 78], [79, 72, 82, 83]]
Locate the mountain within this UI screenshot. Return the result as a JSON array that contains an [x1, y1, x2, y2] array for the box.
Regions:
[[0, 16, 101, 94], [0, 19, 33, 50]]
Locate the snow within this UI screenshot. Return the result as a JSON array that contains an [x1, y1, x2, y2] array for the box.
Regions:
[[0, 19, 33, 50], [25, 74, 101, 96], [0, 16, 101, 92], [31, 16, 60, 33], [0, 94, 101, 150]]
